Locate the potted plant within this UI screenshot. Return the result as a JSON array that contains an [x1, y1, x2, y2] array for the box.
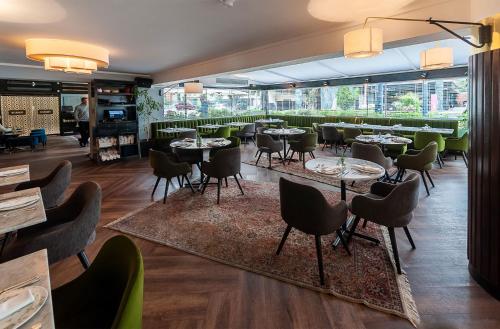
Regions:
[[135, 87, 162, 156]]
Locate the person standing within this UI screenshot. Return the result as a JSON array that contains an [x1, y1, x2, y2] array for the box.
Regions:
[[74, 97, 89, 147]]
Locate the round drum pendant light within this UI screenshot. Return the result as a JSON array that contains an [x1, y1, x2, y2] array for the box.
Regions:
[[344, 27, 383, 58], [25, 38, 109, 74], [420, 47, 453, 70], [184, 82, 203, 94]]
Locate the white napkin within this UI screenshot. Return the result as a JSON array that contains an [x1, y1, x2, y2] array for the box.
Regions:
[[0, 289, 35, 320], [352, 164, 382, 174], [0, 195, 40, 212], [314, 164, 342, 175], [0, 168, 28, 177]]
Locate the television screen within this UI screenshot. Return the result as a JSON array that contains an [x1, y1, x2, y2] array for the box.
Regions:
[[104, 109, 126, 121]]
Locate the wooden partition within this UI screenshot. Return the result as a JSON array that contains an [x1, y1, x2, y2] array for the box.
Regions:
[[468, 48, 500, 299]]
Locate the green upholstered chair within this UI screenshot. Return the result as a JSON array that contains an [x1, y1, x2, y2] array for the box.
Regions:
[[210, 126, 231, 138], [150, 149, 194, 203], [343, 128, 362, 148], [414, 131, 445, 168], [445, 132, 468, 167], [396, 141, 438, 196], [287, 133, 318, 168], [52, 235, 144, 329]]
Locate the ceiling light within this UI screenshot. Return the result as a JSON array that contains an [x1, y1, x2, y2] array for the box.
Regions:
[[307, 0, 413, 23], [25, 38, 109, 74], [184, 82, 203, 94], [420, 47, 453, 70], [344, 27, 383, 58], [0, 0, 66, 24]]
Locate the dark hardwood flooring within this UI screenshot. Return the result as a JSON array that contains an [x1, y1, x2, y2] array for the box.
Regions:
[[1, 136, 499, 329]]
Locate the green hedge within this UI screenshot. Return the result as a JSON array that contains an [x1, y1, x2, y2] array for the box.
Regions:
[[150, 114, 462, 139]]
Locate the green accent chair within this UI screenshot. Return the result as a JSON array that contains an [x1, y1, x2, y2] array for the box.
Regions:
[[287, 133, 318, 168], [395, 141, 438, 196], [52, 235, 144, 329], [414, 131, 445, 168], [210, 126, 231, 138], [445, 132, 468, 167], [343, 128, 362, 149]]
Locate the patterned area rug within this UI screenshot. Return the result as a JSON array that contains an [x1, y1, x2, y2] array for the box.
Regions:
[[107, 180, 419, 326], [242, 150, 397, 194]]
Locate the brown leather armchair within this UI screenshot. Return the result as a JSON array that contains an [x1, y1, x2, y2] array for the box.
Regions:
[[348, 173, 420, 274], [277, 178, 349, 285], [15, 160, 72, 209], [149, 149, 194, 203], [201, 147, 244, 204]]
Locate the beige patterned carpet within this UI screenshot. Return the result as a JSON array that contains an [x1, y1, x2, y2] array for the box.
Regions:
[[107, 179, 419, 326]]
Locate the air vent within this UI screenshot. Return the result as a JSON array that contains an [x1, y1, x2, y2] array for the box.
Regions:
[[61, 82, 89, 94], [4, 80, 57, 94], [215, 78, 248, 86]]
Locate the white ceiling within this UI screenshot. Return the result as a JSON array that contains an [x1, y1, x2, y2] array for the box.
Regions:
[[213, 38, 471, 86], [0, 0, 336, 74]]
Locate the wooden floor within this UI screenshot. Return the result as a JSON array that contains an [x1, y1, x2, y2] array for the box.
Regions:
[[1, 136, 499, 329]]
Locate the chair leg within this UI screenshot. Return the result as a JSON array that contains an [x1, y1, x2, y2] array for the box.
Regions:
[[436, 154, 443, 168], [217, 179, 221, 204], [224, 177, 228, 187], [151, 176, 161, 198], [322, 142, 326, 151], [238, 172, 243, 179], [176, 176, 182, 187], [462, 151, 469, 167], [336, 229, 351, 255], [387, 227, 402, 274], [251, 137, 256, 145], [288, 151, 295, 165], [346, 215, 361, 244], [163, 179, 170, 203], [420, 170, 430, 196], [234, 175, 244, 195], [184, 175, 195, 193], [277, 151, 286, 165], [77, 250, 90, 270], [201, 176, 210, 194], [425, 170, 435, 188], [310, 151, 315, 159], [362, 219, 368, 228], [255, 151, 263, 166], [268, 152, 272, 169], [302, 152, 306, 169], [315, 235, 325, 286], [276, 225, 292, 255], [254, 149, 259, 158], [403, 226, 416, 249]]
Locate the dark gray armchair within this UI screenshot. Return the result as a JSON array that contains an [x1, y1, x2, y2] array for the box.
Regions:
[[235, 123, 256, 144], [321, 126, 342, 152], [348, 173, 420, 274], [352, 142, 393, 181], [1, 181, 102, 269], [256, 133, 284, 168], [15, 160, 72, 209], [178, 130, 197, 139], [396, 141, 437, 196], [201, 147, 244, 204], [150, 149, 194, 203], [277, 178, 349, 285]]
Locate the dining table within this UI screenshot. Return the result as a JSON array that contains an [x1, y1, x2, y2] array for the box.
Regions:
[[355, 134, 413, 146], [305, 157, 385, 247], [226, 122, 249, 129], [0, 164, 30, 187], [263, 128, 306, 159], [197, 124, 226, 130], [319, 122, 455, 135], [157, 127, 196, 135], [0, 249, 55, 329], [255, 118, 284, 126], [0, 187, 46, 254]]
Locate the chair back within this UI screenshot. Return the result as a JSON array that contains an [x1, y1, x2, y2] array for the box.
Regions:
[[301, 133, 318, 148], [352, 142, 388, 168], [178, 130, 196, 139], [213, 126, 231, 138], [417, 141, 438, 165], [149, 149, 187, 178], [322, 126, 340, 140], [279, 178, 347, 235], [256, 133, 273, 148], [211, 147, 241, 177], [414, 131, 445, 151], [241, 123, 255, 134], [383, 173, 420, 225], [85, 235, 144, 329], [343, 128, 362, 140]]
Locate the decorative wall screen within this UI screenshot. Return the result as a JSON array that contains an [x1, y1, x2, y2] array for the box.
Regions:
[[0, 96, 60, 135]]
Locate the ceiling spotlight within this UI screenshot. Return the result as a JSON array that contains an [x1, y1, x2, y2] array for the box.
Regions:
[[322, 81, 329, 86], [219, 0, 236, 7]]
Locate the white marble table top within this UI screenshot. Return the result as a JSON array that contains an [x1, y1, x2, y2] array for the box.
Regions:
[[305, 157, 385, 182], [0, 249, 54, 329], [170, 138, 231, 150], [0, 187, 46, 235], [255, 119, 284, 124], [263, 128, 306, 136], [355, 134, 413, 145], [0, 165, 30, 187], [319, 122, 454, 135], [158, 127, 196, 134], [197, 124, 226, 130]]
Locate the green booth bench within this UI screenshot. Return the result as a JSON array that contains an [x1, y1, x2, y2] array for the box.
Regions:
[[150, 114, 466, 152]]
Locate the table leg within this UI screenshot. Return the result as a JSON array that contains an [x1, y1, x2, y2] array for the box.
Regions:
[[0, 232, 11, 255]]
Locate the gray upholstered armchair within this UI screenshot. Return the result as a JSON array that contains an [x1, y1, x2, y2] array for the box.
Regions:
[[201, 147, 244, 204], [178, 130, 197, 139], [1, 181, 102, 269], [149, 149, 194, 203], [352, 142, 393, 181], [15, 160, 72, 209], [395, 141, 437, 196], [348, 173, 420, 274], [256, 133, 284, 168], [235, 123, 256, 144], [277, 177, 349, 285], [321, 126, 342, 152]]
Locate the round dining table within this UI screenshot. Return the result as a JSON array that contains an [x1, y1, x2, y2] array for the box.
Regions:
[[170, 137, 231, 150], [263, 128, 305, 159], [158, 127, 196, 135], [255, 118, 284, 126], [355, 134, 413, 146], [305, 156, 385, 248]]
